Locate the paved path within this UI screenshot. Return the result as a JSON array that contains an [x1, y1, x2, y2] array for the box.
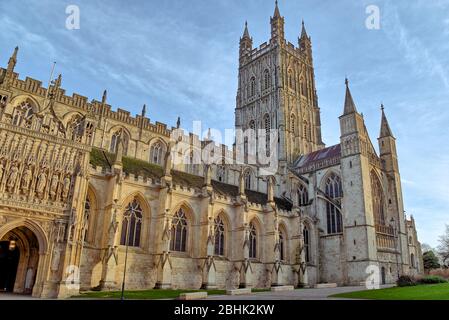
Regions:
[[206, 285, 394, 300], [0, 285, 393, 300], [0, 293, 40, 300]]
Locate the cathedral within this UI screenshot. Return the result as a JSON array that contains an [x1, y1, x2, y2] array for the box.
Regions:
[[0, 2, 422, 298]]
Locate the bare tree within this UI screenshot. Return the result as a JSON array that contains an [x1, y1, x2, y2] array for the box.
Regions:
[[437, 224, 449, 267]]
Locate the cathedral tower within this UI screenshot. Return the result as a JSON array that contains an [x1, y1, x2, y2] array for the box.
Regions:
[[235, 1, 324, 176], [339, 79, 379, 284]]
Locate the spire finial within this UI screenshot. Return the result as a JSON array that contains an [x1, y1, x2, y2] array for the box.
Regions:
[[102, 90, 107, 104], [343, 77, 358, 114], [7, 46, 19, 72], [379, 103, 394, 137], [176, 116, 181, 129], [300, 19, 309, 39], [242, 20, 250, 38], [141, 104, 146, 117], [274, 0, 281, 18]]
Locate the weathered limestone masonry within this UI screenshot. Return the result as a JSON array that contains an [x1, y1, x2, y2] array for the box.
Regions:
[[0, 3, 422, 298]]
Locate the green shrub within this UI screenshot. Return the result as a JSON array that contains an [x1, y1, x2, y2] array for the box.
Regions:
[[396, 275, 417, 287], [418, 275, 448, 284]]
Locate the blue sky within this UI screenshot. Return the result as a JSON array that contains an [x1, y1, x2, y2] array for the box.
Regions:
[[0, 0, 448, 247]]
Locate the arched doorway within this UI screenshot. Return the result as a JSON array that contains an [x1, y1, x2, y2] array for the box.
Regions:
[[0, 226, 40, 295], [381, 266, 386, 285]]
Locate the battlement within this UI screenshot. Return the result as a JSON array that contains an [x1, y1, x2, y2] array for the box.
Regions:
[[0, 60, 233, 151]]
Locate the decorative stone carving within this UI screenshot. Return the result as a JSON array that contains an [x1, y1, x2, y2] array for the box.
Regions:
[[61, 175, 71, 200], [36, 170, 47, 196], [7, 164, 19, 192], [21, 166, 32, 192], [49, 173, 59, 199]]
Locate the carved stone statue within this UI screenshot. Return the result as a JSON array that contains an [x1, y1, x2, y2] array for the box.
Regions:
[[62, 175, 71, 199], [21, 167, 32, 191], [50, 173, 59, 198], [36, 171, 47, 195], [7, 165, 19, 192]]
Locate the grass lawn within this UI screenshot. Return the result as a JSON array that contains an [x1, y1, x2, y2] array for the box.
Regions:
[[330, 283, 449, 300], [73, 289, 226, 300]]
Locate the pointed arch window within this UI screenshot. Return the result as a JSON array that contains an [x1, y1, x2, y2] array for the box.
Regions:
[[244, 170, 252, 190], [110, 129, 129, 154], [170, 208, 188, 252], [290, 114, 296, 136], [325, 173, 343, 234], [300, 79, 307, 96], [67, 115, 84, 142], [303, 226, 310, 263], [249, 222, 257, 259], [279, 231, 285, 261], [83, 196, 91, 243], [303, 120, 309, 141], [217, 165, 226, 182], [370, 171, 386, 226], [288, 69, 294, 89], [120, 198, 143, 247], [150, 141, 164, 165], [264, 114, 271, 157], [297, 184, 309, 206], [264, 69, 271, 90], [250, 77, 256, 97], [12, 101, 34, 127], [214, 216, 225, 256]]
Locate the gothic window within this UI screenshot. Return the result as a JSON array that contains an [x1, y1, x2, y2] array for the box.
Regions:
[[170, 208, 188, 252], [244, 170, 252, 190], [411, 253, 415, 268], [409, 236, 413, 244], [109, 129, 129, 154], [244, 137, 248, 164], [67, 115, 84, 142], [250, 77, 256, 97], [290, 114, 296, 136], [12, 101, 34, 127], [303, 120, 309, 141], [303, 226, 310, 263], [264, 114, 271, 157], [214, 216, 225, 256], [297, 184, 309, 206], [264, 69, 270, 90], [217, 165, 226, 182], [370, 171, 386, 225], [301, 79, 307, 96], [249, 222, 257, 259], [288, 69, 293, 89], [325, 173, 343, 234], [120, 198, 143, 247], [85, 122, 94, 145], [150, 141, 164, 166], [83, 197, 91, 243], [279, 231, 285, 261]]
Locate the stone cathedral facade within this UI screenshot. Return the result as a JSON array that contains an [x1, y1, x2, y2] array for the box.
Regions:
[[0, 3, 422, 298]]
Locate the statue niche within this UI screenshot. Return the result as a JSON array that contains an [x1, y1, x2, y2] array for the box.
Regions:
[[21, 166, 32, 193]]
